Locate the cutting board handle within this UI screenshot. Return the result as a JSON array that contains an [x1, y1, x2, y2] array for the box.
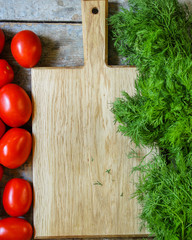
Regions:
[[81, 0, 108, 66]]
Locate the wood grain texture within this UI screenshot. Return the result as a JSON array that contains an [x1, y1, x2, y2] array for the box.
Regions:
[[0, 20, 121, 90], [32, 66, 150, 238], [0, 23, 83, 91], [0, 0, 129, 22], [0, 19, 124, 239], [1, 0, 189, 23], [32, 0, 150, 238]]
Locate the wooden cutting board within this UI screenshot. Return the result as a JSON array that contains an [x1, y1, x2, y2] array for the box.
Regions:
[[32, 0, 149, 238]]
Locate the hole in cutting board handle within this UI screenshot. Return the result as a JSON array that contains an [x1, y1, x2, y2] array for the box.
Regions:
[[92, 7, 99, 14]]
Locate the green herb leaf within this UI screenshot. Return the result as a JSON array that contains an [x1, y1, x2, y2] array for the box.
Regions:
[[109, 0, 192, 238], [93, 181, 103, 186], [105, 169, 111, 174]]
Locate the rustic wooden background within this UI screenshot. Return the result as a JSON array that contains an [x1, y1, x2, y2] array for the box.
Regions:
[[0, 0, 157, 239]]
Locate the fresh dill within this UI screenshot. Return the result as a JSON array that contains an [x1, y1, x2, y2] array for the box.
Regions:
[[105, 169, 111, 174], [93, 181, 103, 186], [109, 0, 192, 239]]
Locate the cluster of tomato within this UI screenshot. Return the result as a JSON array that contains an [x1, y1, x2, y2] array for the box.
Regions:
[[0, 29, 41, 240]]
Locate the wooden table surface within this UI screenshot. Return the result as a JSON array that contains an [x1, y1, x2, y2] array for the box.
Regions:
[[0, 0, 153, 239]]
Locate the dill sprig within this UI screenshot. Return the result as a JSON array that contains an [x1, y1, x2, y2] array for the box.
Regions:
[[105, 169, 111, 174], [132, 155, 192, 239], [109, 0, 192, 239], [110, 0, 192, 156], [93, 181, 103, 186]]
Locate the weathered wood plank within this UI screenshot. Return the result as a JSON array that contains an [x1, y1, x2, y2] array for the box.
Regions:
[[0, 22, 121, 92], [0, 0, 128, 22], [0, 23, 83, 91]]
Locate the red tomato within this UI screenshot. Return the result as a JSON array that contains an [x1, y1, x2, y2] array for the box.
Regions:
[[0, 84, 32, 127], [0, 59, 14, 88], [3, 178, 32, 217], [0, 29, 5, 54], [11, 30, 42, 68], [0, 119, 6, 138], [0, 128, 32, 169], [0, 165, 3, 181], [0, 217, 33, 240]]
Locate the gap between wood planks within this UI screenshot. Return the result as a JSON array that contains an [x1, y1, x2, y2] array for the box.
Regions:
[[0, 20, 82, 24]]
